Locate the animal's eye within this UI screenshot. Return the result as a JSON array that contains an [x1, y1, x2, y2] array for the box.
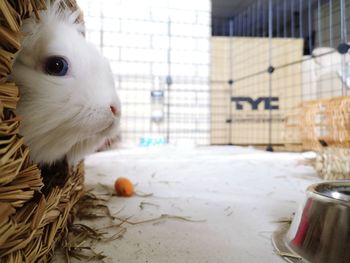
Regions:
[[44, 56, 69, 76]]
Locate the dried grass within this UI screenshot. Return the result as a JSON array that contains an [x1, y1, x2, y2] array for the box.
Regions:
[[298, 97, 350, 179], [300, 96, 350, 151], [60, 188, 206, 262], [315, 147, 350, 180], [0, 1, 85, 262]]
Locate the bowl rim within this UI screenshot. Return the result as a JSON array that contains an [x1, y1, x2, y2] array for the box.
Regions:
[[307, 180, 350, 204]]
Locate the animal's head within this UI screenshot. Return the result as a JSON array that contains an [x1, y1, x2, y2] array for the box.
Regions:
[[12, 1, 121, 165]]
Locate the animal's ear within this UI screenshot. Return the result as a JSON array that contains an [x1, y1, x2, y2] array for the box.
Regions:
[[19, 17, 40, 49], [13, 18, 42, 66], [67, 8, 85, 35], [45, 0, 85, 35], [76, 21, 85, 36]]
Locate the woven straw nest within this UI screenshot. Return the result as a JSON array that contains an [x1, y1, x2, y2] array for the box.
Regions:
[[0, 1, 85, 262], [315, 147, 350, 180], [300, 96, 350, 151], [299, 99, 328, 151], [300, 96, 350, 180]]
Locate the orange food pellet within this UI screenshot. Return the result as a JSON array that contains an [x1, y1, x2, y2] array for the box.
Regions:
[[114, 177, 134, 197]]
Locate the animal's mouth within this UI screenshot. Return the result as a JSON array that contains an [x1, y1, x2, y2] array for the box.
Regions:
[[88, 117, 115, 137], [96, 138, 115, 152], [100, 119, 118, 135]]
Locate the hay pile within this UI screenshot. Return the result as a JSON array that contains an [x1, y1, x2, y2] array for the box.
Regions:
[[300, 96, 350, 180], [300, 96, 350, 150], [299, 99, 328, 151], [315, 147, 350, 180]]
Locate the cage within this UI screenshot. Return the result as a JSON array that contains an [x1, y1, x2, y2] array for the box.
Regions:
[[208, 0, 350, 179], [2, 0, 350, 262], [0, 1, 85, 262], [79, 0, 350, 180]]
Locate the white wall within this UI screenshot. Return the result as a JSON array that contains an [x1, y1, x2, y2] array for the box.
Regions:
[[79, 0, 211, 145]]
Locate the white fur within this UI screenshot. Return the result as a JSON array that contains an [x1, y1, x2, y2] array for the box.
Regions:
[[12, 1, 121, 166]]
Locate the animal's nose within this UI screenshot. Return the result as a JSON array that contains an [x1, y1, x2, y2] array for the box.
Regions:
[[110, 105, 118, 116]]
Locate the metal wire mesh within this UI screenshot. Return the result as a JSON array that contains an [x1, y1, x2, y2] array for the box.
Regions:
[[79, 0, 350, 151], [80, 0, 211, 146], [212, 0, 350, 151]]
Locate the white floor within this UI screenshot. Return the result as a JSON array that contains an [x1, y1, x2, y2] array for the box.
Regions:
[[53, 146, 320, 263]]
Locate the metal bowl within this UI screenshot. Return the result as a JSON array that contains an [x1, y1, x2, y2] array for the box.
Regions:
[[272, 181, 350, 263]]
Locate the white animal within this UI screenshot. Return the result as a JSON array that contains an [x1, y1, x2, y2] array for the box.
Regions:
[[11, 1, 121, 166], [302, 47, 350, 100]]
